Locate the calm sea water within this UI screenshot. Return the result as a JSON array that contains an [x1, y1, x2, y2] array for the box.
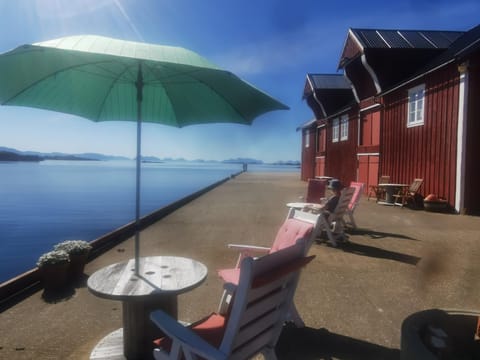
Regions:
[[0, 160, 298, 283]]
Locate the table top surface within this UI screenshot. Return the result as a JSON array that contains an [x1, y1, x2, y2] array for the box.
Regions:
[[87, 256, 208, 301]]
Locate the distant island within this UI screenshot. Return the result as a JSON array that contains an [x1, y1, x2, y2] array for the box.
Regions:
[[0, 146, 300, 166], [0, 147, 128, 162], [0, 151, 43, 162]]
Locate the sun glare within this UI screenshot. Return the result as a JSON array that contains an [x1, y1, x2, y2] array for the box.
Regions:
[[31, 0, 112, 19], [26, 0, 143, 41]]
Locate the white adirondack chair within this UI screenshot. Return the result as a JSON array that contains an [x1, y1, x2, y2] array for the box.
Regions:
[[150, 240, 315, 360], [217, 209, 320, 326], [318, 186, 356, 247]]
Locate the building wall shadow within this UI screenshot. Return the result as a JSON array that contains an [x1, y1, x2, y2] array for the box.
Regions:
[[276, 324, 401, 360]]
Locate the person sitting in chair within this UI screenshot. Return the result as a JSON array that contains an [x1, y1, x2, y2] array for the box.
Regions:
[[303, 179, 343, 214], [324, 179, 343, 213]]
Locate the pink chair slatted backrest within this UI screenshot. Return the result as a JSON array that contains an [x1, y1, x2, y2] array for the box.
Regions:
[[220, 240, 314, 358], [305, 178, 327, 203], [269, 218, 313, 254], [348, 182, 365, 210]]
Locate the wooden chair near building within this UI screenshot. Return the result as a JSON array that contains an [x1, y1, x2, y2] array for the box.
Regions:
[[393, 178, 424, 208], [368, 175, 390, 202]]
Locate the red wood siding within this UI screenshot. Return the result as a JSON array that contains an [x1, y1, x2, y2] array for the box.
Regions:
[[340, 33, 362, 64], [325, 110, 358, 185], [315, 156, 326, 177], [360, 110, 381, 147], [301, 128, 316, 181], [382, 63, 460, 206], [357, 109, 381, 192], [358, 155, 379, 192], [316, 126, 326, 153]]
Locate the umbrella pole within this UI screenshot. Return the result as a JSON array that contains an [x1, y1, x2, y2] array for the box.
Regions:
[[134, 63, 144, 275]]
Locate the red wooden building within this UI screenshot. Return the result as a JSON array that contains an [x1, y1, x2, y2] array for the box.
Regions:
[[301, 74, 356, 184], [301, 24, 480, 214]]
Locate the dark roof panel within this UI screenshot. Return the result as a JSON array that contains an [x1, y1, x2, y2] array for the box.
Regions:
[[379, 24, 480, 95], [399, 31, 433, 48], [352, 29, 464, 49], [378, 30, 411, 48], [421, 31, 456, 48], [357, 30, 387, 48], [307, 74, 350, 90]]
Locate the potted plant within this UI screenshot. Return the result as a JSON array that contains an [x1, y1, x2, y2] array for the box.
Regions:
[[37, 250, 70, 291], [423, 194, 448, 212], [54, 240, 92, 281]]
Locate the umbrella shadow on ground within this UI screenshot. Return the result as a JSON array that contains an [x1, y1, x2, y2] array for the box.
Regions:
[[336, 241, 420, 265], [347, 227, 417, 241], [276, 324, 400, 360]]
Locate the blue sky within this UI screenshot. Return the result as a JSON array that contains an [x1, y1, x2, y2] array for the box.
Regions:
[[0, 1, 478, 162]]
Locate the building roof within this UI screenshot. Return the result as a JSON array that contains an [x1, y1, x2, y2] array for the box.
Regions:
[[303, 74, 355, 119], [350, 28, 464, 50], [338, 27, 469, 99], [381, 24, 480, 95], [296, 118, 317, 131], [306, 74, 351, 90]]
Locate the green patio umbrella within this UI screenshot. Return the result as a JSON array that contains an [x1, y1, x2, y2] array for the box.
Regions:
[[0, 35, 289, 274]]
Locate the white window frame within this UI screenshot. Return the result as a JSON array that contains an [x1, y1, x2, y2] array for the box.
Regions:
[[340, 114, 349, 141], [332, 118, 339, 143], [305, 130, 310, 148], [407, 84, 425, 127]]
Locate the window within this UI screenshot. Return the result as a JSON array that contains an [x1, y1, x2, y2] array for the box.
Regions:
[[340, 115, 349, 141], [305, 130, 310, 148], [407, 84, 425, 127], [332, 118, 339, 142]]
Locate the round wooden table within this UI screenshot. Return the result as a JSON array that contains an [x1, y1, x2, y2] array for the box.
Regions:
[[87, 256, 208, 360], [377, 183, 409, 204]]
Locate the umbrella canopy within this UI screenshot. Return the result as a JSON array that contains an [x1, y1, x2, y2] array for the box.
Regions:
[[0, 35, 289, 273]]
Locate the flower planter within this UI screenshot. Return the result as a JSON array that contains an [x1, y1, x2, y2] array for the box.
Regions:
[[424, 199, 448, 212], [53, 240, 92, 282], [68, 252, 89, 281]]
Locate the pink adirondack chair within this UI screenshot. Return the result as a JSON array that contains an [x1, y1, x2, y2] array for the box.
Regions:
[[217, 210, 319, 327], [151, 240, 315, 360], [344, 181, 364, 229]]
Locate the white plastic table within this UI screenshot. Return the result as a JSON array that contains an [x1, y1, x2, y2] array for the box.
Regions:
[[87, 256, 207, 360]]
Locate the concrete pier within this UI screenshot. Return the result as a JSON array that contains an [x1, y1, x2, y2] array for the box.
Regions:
[[0, 172, 479, 359]]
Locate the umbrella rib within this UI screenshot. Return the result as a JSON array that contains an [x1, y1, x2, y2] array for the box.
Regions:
[[92, 62, 136, 121], [147, 65, 251, 123]]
